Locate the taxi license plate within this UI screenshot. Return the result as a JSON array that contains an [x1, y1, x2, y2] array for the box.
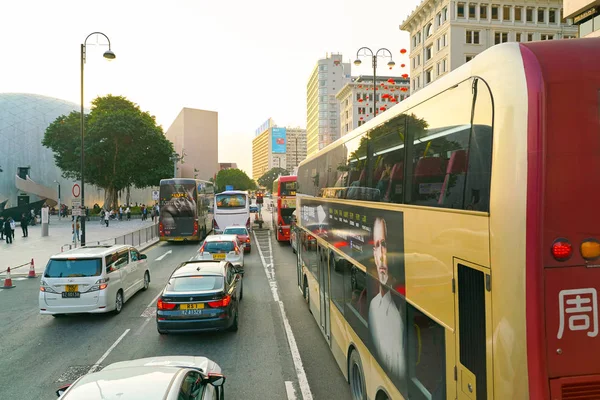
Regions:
[[65, 285, 79, 292], [212, 253, 226, 260], [180, 303, 204, 310]]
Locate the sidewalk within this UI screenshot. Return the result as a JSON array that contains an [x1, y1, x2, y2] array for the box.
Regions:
[[0, 217, 159, 276]]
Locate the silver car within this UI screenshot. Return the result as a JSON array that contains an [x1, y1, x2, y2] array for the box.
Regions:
[[57, 356, 225, 400], [196, 234, 244, 268]]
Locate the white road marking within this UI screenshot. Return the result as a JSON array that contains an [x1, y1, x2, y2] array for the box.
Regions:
[[155, 250, 172, 261], [147, 292, 162, 308], [285, 381, 297, 400], [0, 289, 3, 293], [253, 230, 313, 400], [134, 317, 153, 335], [87, 329, 130, 374]]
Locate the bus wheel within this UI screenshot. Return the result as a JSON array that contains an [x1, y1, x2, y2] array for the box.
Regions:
[[349, 350, 367, 400], [303, 277, 311, 311]]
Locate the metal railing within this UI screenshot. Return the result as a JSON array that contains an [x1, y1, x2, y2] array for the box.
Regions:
[[61, 223, 159, 251]]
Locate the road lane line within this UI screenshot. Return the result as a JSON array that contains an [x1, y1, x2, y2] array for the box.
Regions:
[[285, 381, 297, 400], [88, 329, 130, 374], [135, 317, 153, 335], [155, 250, 172, 261], [253, 230, 313, 400], [147, 292, 161, 308]]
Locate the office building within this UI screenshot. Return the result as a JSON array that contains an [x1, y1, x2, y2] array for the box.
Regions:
[[219, 162, 238, 170], [400, 0, 577, 93], [336, 76, 411, 137], [165, 108, 219, 181], [252, 119, 290, 179], [564, 0, 600, 37], [306, 53, 351, 157], [285, 127, 307, 172]]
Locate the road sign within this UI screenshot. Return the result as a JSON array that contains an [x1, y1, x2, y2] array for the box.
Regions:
[[152, 190, 159, 201], [226, 185, 234, 191], [71, 200, 83, 216], [72, 184, 81, 198]]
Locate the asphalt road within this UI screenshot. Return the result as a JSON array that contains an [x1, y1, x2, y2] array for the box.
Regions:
[[0, 227, 351, 399]]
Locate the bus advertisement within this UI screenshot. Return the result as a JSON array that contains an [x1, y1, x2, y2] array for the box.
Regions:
[[272, 175, 297, 241], [158, 178, 214, 242]]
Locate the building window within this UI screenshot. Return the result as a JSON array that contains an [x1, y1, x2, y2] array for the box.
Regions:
[[318, 65, 328, 71], [480, 4, 488, 19], [437, 37, 441, 51], [494, 32, 508, 44], [526, 8, 534, 22], [466, 55, 474, 62], [319, 88, 328, 95], [516, 32, 522, 42], [442, 58, 447, 72], [425, 68, 433, 85], [469, 3, 476, 18], [563, 35, 577, 39], [466, 30, 480, 44], [443, 6, 448, 21], [527, 33, 534, 41], [425, 45, 433, 61], [443, 33, 448, 47], [425, 22, 433, 37], [549, 9, 556, 23], [319, 80, 326, 87], [417, 32, 421, 43], [358, 107, 365, 114], [538, 8, 545, 23], [330, 119, 337, 127], [436, 12, 442, 26], [541, 34, 553, 40], [515, 7, 522, 21], [491, 5, 499, 20], [458, 2, 465, 18], [503, 6, 511, 21]]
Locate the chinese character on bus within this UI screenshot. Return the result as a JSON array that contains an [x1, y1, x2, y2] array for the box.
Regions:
[[557, 288, 599, 339]]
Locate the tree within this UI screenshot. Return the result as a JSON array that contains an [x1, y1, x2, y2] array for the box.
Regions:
[[257, 167, 289, 190], [215, 168, 256, 192], [43, 95, 174, 209]]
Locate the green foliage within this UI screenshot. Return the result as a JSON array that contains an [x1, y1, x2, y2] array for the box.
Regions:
[[257, 167, 289, 190], [215, 168, 256, 192], [43, 95, 174, 208]]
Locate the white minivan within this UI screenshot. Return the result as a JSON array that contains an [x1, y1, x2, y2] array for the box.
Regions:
[[39, 245, 150, 316]]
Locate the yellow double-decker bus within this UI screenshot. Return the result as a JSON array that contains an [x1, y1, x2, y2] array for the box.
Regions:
[[295, 39, 600, 400]]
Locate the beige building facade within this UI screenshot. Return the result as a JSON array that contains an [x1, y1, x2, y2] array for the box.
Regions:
[[252, 128, 270, 180], [564, 0, 600, 36], [285, 127, 307, 172], [165, 108, 219, 181]]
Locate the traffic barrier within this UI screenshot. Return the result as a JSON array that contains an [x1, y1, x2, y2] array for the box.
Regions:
[[27, 259, 36, 279], [2, 267, 15, 289]]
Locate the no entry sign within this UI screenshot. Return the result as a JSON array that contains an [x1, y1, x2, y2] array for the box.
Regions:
[[72, 184, 81, 198]]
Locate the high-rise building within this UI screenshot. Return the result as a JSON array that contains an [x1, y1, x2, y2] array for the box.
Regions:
[[219, 162, 237, 170], [564, 0, 600, 37], [285, 127, 307, 173], [306, 53, 351, 157], [400, 0, 577, 94], [165, 108, 219, 181], [336, 76, 410, 137], [252, 119, 290, 180]]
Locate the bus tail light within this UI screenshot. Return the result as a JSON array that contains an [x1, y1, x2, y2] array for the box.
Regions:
[[580, 239, 600, 261], [193, 221, 199, 236], [552, 238, 573, 261], [157, 298, 176, 310], [159, 222, 164, 236], [208, 294, 231, 308]]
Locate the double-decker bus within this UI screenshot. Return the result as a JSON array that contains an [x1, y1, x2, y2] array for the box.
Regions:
[[272, 175, 297, 241], [213, 190, 250, 234], [294, 39, 600, 400], [158, 178, 214, 242]]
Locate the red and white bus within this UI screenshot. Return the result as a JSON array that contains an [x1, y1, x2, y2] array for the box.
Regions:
[[272, 175, 297, 241]]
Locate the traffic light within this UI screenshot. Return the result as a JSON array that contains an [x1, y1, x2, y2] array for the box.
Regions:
[[256, 192, 264, 204]]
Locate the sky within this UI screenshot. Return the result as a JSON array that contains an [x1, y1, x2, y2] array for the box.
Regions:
[[0, 0, 422, 175]]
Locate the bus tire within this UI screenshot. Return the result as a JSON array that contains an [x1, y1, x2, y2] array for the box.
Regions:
[[349, 350, 367, 400]]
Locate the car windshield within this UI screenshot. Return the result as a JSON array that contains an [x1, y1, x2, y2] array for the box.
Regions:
[[223, 228, 248, 235], [166, 276, 224, 292], [44, 259, 102, 278], [216, 194, 247, 209], [204, 241, 235, 252]]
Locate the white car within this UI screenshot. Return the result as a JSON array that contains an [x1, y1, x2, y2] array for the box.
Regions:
[[56, 356, 225, 399], [39, 245, 150, 316], [196, 234, 244, 267]]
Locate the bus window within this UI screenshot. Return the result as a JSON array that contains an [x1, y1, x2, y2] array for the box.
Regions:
[[280, 181, 297, 197], [216, 193, 247, 208], [343, 262, 369, 342]]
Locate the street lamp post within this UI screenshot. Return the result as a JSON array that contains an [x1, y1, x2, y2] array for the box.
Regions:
[[354, 47, 395, 188], [53, 180, 60, 220], [80, 32, 116, 246]]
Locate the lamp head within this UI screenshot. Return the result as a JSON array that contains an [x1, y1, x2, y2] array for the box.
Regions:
[[103, 49, 116, 60], [353, 59, 362, 66], [387, 60, 396, 68]]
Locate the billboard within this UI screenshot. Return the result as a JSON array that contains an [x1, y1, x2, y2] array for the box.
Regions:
[[272, 127, 287, 154]]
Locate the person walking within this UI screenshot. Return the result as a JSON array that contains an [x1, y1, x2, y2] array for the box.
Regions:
[[126, 206, 131, 221], [21, 213, 29, 237], [72, 217, 80, 243], [4, 217, 13, 244], [119, 206, 123, 221], [0, 216, 4, 240], [100, 209, 105, 225], [104, 209, 110, 227], [9, 217, 16, 241]]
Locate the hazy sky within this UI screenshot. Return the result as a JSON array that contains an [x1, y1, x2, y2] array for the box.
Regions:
[[1, 0, 420, 175]]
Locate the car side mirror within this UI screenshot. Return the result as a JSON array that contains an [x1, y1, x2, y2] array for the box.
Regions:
[[140, 254, 147, 260], [205, 373, 226, 387], [56, 384, 71, 397]]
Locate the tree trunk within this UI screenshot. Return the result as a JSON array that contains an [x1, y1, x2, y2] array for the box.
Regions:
[[126, 186, 131, 206], [104, 187, 117, 211]]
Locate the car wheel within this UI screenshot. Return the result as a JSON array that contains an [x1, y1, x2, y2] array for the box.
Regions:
[[142, 271, 150, 291], [349, 350, 367, 400], [228, 310, 239, 332], [114, 290, 124, 314]]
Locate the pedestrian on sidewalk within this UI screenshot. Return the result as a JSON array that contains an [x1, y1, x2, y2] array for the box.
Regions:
[[119, 206, 123, 221], [4, 217, 13, 244], [126, 206, 131, 221], [9, 217, 16, 240], [72, 216, 80, 242], [21, 213, 28, 237], [0, 216, 4, 240], [104, 209, 110, 227]]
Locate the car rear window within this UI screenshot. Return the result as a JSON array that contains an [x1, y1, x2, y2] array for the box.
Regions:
[[44, 258, 102, 278], [204, 241, 235, 252], [223, 228, 247, 235], [167, 276, 224, 292]]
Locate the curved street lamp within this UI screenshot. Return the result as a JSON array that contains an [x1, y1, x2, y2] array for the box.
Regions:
[[80, 32, 116, 246]]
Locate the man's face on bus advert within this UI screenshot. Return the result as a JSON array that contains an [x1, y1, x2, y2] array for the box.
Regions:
[[373, 217, 388, 285]]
